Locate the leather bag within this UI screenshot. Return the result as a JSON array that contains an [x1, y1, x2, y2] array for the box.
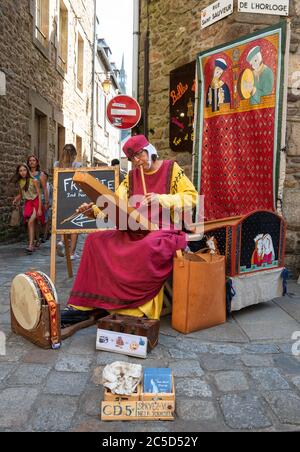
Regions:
[[10, 207, 21, 227], [172, 252, 226, 334]]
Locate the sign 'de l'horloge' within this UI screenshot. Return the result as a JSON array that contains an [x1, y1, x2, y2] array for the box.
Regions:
[[201, 0, 233, 29], [238, 0, 289, 16]]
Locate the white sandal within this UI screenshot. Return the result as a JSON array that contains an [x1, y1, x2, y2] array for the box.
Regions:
[[56, 241, 65, 257]]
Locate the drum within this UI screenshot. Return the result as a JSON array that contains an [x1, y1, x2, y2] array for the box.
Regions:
[[10, 271, 61, 349], [239, 68, 255, 100]]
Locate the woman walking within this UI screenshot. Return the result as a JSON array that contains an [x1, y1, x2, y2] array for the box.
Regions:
[[27, 155, 49, 248], [12, 164, 44, 253]]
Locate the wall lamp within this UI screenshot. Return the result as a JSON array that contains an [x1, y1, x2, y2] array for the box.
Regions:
[[96, 72, 113, 95]]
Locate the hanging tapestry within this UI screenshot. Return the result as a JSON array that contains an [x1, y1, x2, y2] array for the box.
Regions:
[[193, 23, 287, 220]]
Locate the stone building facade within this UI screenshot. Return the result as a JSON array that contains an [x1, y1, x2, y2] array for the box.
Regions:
[[137, 0, 300, 276], [0, 0, 97, 242], [0, 0, 96, 240]]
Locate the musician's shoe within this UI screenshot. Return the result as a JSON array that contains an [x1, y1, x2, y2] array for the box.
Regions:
[[61, 306, 91, 327]]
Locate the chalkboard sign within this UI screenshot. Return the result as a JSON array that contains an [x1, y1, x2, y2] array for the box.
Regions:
[[170, 61, 196, 153], [52, 167, 119, 234]]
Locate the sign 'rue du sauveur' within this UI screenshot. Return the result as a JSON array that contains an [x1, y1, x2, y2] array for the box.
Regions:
[[201, 0, 234, 29], [238, 0, 289, 16]]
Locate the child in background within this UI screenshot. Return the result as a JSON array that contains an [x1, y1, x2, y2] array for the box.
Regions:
[[12, 164, 44, 253]]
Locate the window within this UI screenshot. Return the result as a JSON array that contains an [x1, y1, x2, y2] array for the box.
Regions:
[[35, 0, 49, 47], [76, 135, 82, 161], [34, 109, 48, 170], [57, 125, 65, 160], [77, 32, 84, 92], [58, 0, 68, 73]]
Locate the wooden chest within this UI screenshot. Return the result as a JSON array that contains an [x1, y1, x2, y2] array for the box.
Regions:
[[191, 210, 286, 277], [98, 315, 160, 351]]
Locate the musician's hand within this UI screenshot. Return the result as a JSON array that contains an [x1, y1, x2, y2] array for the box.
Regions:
[[142, 193, 159, 206], [76, 202, 95, 218]]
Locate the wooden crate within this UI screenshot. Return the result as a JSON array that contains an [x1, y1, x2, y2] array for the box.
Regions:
[[104, 384, 141, 402], [101, 377, 175, 421]]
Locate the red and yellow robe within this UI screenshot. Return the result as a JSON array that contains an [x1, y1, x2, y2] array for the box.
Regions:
[[70, 161, 197, 319]]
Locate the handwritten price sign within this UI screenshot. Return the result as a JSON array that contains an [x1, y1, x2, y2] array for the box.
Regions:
[[101, 400, 175, 421], [170, 62, 196, 153]]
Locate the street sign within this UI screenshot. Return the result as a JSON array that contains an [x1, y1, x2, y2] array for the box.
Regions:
[[238, 0, 289, 16], [201, 0, 233, 29], [107, 95, 141, 130]]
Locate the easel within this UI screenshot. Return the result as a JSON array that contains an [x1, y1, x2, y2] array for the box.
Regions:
[[50, 167, 119, 284], [50, 233, 74, 282]]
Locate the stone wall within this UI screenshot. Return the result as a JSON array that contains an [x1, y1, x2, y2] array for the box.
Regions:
[[138, 0, 300, 276], [0, 0, 95, 242]]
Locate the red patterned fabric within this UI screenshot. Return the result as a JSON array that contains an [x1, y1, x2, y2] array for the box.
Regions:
[[201, 108, 275, 220]]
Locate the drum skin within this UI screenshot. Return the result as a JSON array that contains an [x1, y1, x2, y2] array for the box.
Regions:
[[10, 272, 61, 349], [11, 274, 42, 330], [239, 69, 255, 100]]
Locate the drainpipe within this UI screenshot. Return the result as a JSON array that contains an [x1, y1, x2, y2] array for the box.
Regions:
[[143, 0, 150, 138], [132, 0, 140, 100], [91, 0, 97, 165]]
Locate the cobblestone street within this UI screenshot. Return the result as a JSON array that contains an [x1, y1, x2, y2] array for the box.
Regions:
[[0, 239, 300, 432]]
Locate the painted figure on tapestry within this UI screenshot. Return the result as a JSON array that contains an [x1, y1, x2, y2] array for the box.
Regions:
[[251, 234, 275, 267], [243, 46, 274, 105], [206, 58, 231, 112]]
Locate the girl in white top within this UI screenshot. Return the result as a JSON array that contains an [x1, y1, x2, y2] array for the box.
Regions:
[[55, 144, 82, 260]]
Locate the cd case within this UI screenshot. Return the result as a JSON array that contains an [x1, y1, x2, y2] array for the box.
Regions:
[[143, 368, 173, 393]]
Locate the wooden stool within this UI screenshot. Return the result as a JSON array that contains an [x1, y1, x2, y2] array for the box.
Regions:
[[161, 282, 173, 317]]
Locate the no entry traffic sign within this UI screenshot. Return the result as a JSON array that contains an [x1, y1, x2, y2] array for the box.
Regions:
[[107, 95, 141, 130]]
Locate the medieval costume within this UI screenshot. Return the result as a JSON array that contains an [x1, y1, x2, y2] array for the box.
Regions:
[[247, 46, 274, 106], [65, 135, 198, 321], [206, 58, 231, 113]]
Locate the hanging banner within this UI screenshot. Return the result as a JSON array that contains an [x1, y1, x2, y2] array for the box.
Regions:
[[238, 0, 289, 16], [201, 0, 234, 29], [193, 23, 287, 220], [169, 61, 196, 153]]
